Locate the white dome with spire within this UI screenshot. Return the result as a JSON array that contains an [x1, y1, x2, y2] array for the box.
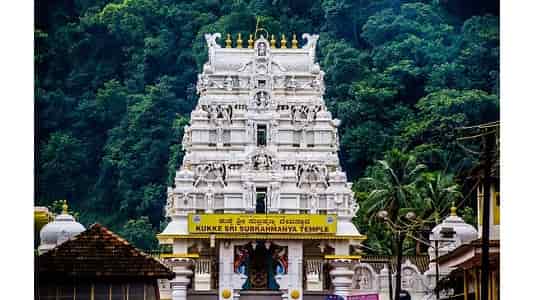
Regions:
[[428, 205, 478, 260], [38, 201, 85, 254]]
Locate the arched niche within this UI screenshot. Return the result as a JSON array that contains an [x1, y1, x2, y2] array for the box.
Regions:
[[351, 263, 378, 292]]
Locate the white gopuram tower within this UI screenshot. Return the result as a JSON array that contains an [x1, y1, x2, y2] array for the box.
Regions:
[[158, 33, 365, 300]]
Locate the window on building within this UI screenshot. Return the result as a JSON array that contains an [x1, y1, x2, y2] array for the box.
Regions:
[[257, 124, 267, 146], [256, 187, 267, 213]]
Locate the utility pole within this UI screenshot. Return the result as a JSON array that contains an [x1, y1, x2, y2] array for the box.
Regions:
[[480, 129, 495, 300], [457, 121, 499, 300]]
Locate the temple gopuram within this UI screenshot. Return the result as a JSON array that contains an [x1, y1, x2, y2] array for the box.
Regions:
[[157, 32, 367, 300]]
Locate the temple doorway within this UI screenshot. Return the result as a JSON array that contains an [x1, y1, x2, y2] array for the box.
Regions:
[[234, 242, 288, 290]]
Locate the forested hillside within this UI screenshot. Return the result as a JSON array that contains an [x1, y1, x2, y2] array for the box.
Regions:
[[35, 0, 499, 251]]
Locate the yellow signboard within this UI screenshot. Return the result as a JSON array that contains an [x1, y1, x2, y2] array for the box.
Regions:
[[188, 214, 337, 234]]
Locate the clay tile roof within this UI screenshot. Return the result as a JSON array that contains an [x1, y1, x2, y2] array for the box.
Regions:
[[361, 255, 430, 274], [37, 223, 175, 280]]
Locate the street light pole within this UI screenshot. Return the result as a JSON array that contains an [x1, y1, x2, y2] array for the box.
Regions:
[[435, 239, 440, 300], [394, 232, 404, 300], [388, 260, 393, 300]]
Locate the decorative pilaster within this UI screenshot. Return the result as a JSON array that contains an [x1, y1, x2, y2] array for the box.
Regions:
[[169, 258, 194, 300], [330, 259, 354, 298]]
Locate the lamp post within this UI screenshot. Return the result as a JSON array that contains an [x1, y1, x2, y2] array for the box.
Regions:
[[407, 226, 457, 300], [376, 210, 452, 300], [376, 210, 424, 300]]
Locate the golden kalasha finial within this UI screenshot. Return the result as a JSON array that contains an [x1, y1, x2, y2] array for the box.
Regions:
[[248, 34, 254, 49], [62, 200, 68, 214], [280, 34, 287, 48], [292, 33, 298, 48], [236, 33, 243, 48], [450, 202, 457, 216], [270, 34, 276, 48], [225, 33, 232, 48]]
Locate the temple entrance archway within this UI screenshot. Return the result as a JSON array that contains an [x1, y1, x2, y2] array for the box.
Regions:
[[234, 241, 288, 290]]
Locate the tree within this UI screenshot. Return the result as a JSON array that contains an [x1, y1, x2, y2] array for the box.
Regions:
[[401, 89, 499, 172], [35, 0, 500, 258], [362, 149, 426, 222], [119, 216, 158, 251], [360, 149, 426, 300], [412, 171, 461, 253]]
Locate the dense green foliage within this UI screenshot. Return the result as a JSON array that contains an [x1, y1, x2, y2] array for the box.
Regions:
[[36, 0, 498, 251]]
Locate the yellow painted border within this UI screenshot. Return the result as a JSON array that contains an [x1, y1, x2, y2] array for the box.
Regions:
[[324, 254, 362, 259], [157, 233, 366, 242], [160, 253, 200, 259]]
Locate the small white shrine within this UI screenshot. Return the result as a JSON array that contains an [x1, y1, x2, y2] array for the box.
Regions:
[[157, 32, 367, 300]]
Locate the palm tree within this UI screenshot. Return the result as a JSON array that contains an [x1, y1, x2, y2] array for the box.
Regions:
[[363, 149, 426, 223], [412, 171, 462, 253], [361, 149, 425, 300]]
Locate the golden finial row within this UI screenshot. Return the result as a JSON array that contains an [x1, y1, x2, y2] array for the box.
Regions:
[[224, 33, 299, 49]]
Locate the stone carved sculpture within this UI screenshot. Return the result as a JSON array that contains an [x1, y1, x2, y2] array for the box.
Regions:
[[286, 75, 298, 92], [204, 33, 222, 49], [354, 266, 374, 290], [223, 76, 233, 91], [257, 41, 267, 57], [205, 190, 214, 213], [401, 267, 417, 290], [270, 120, 279, 144], [269, 182, 280, 210], [254, 90, 270, 108], [234, 245, 250, 276], [272, 246, 288, 275], [252, 152, 273, 170], [290, 105, 322, 124], [242, 181, 255, 210], [297, 163, 329, 187], [197, 74, 223, 94], [166, 187, 174, 216], [302, 33, 319, 60], [182, 125, 192, 151], [246, 120, 256, 144], [201, 104, 233, 125], [308, 190, 318, 213], [194, 163, 227, 187]]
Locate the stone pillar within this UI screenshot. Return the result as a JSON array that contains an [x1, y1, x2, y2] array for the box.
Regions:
[[287, 241, 303, 300], [219, 240, 236, 300], [170, 258, 194, 300], [330, 259, 354, 298]]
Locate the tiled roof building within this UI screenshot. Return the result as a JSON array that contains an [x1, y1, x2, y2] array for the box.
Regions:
[[36, 223, 174, 300]]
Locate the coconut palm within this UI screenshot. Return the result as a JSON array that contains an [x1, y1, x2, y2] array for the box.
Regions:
[[417, 171, 461, 222], [363, 149, 426, 223], [361, 149, 426, 300], [410, 171, 462, 253]]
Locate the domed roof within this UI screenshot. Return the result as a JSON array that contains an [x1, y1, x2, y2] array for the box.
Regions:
[[431, 206, 478, 245], [39, 201, 85, 254], [428, 205, 478, 261]]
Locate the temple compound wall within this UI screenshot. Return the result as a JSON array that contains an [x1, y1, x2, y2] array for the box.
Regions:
[[157, 33, 434, 300]]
